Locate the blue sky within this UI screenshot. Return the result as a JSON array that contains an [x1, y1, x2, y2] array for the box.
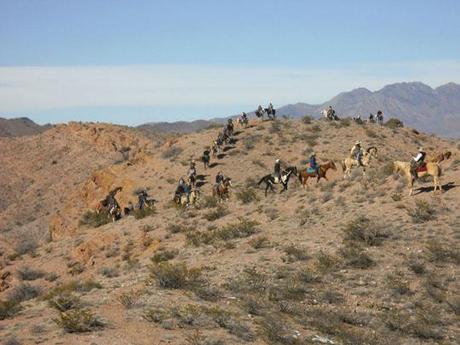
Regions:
[[1, 0, 460, 125]]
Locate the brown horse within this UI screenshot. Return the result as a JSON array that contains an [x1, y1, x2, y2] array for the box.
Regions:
[[393, 161, 442, 196], [298, 161, 337, 188], [212, 177, 232, 201]]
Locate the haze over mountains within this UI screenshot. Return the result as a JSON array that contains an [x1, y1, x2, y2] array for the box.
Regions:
[[1, 82, 459, 138]]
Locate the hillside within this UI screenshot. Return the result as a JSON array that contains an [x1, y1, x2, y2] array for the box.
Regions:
[[0, 117, 52, 137], [0, 118, 459, 345]]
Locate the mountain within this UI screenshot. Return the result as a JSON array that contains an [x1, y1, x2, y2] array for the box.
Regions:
[[138, 82, 460, 138], [0, 117, 51, 137], [1, 118, 459, 344], [276, 82, 460, 138]]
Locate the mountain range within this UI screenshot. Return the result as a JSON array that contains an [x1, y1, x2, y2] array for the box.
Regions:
[[1, 82, 459, 138]]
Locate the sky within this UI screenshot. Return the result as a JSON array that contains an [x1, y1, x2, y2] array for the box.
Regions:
[[1, 0, 460, 125]]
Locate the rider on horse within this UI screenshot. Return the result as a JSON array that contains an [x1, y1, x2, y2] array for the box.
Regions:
[[376, 110, 384, 124], [350, 141, 364, 166], [241, 112, 248, 123], [176, 177, 190, 205], [308, 152, 320, 176], [327, 106, 336, 120], [216, 171, 225, 185], [410, 146, 426, 180], [368, 113, 375, 123], [137, 190, 149, 209]]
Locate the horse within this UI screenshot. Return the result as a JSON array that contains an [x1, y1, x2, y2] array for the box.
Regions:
[[255, 109, 265, 120], [341, 147, 378, 178], [265, 108, 276, 120], [257, 166, 297, 197], [202, 151, 211, 169], [298, 161, 337, 187], [174, 189, 199, 207], [237, 116, 248, 127], [213, 177, 232, 201], [188, 173, 197, 188], [427, 151, 451, 164], [211, 141, 220, 158], [393, 161, 442, 196]]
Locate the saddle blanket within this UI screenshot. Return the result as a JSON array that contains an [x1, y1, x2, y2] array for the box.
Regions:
[[306, 167, 316, 174], [416, 163, 427, 173]]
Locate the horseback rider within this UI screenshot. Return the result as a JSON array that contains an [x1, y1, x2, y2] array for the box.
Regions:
[[410, 146, 426, 180], [176, 177, 190, 205], [137, 190, 149, 209], [274, 159, 281, 183], [369, 113, 374, 123], [327, 106, 336, 120], [377, 110, 384, 124], [309, 152, 320, 176], [241, 112, 248, 122], [215, 171, 225, 185], [350, 141, 364, 166], [188, 160, 197, 181]]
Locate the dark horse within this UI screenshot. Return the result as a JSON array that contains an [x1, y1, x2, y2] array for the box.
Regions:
[[202, 150, 211, 169], [265, 108, 276, 120], [258, 166, 297, 196], [298, 161, 337, 188], [255, 109, 265, 119]]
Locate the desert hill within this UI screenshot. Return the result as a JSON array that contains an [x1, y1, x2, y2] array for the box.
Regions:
[[0, 117, 459, 345], [0, 117, 51, 138]]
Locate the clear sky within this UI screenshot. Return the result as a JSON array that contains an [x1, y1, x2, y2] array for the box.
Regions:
[[1, 0, 459, 125]]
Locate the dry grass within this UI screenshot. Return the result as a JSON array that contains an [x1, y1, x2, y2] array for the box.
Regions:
[[54, 308, 104, 333], [148, 262, 202, 289], [342, 216, 389, 246]]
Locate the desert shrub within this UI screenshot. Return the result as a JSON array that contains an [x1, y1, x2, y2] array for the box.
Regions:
[[161, 146, 183, 160], [49, 292, 82, 312], [199, 195, 219, 209], [3, 336, 22, 345], [151, 249, 178, 263], [259, 315, 299, 344], [0, 299, 21, 320], [391, 192, 402, 201], [264, 208, 279, 221], [167, 223, 191, 234], [235, 188, 258, 204], [149, 262, 202, 289], [99, 266, 119, 278], [13, 238, 39, 258], [342, 216, 389, 246], [426, 239, 460, 263], [296, 268, 321, 283], [407, 257, 426, 275], [385, 271, 411, 296], [269, 120, 282, 133], [408, 200, 436, 223], [249, 236, 272, 249], [44, 280, 102, 300], [8, 283, 42, 303], [186, 218, 258, 246], [143, 307, 170, 323], [384, 118, 404, 129], [302, 115, 313, 124], [54, 308, 104, 333], [133, 207, 156, 220], [365, 128, 378, 138], [282, 244, 310, 262], [204, 205, 228, 221], [16, 266, 45, 281], [339, 244, 375, 269], [118, 290, 141, 309], [339, 118, 351, 127], [315, 251, 339, 273], [79, 210, 110, 228], [225, 267, 269, 294]]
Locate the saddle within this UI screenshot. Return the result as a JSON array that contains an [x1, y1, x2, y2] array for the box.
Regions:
[[306, 167, 316, 174], [416, 163, 427, 173]]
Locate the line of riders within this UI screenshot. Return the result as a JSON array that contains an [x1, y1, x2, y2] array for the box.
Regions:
[[352, 110, 385, 125], [95, 102, 435, 221]]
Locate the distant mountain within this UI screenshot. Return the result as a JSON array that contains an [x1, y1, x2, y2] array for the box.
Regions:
[[138, 82, 460, 138], [276, 82, 460, 138], [0, 117, 52, 137]]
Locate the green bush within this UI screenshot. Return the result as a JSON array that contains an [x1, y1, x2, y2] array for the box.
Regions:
[[235, 188, 258, 204], [408, 200, 436, 223], [342, 216, 389, 246], [54, 308, 104, 333], [203, 205, 228, 221], [133, 207, 156, 220], [0, 299, 21, 320], [149, 262, 202, 289], [79, 210, 110, 228], [384, 118, 404, 129], [161, 146, 183, 160], [302, 115, 314, 124]]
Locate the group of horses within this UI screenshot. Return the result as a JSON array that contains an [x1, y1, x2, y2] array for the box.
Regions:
[[255, 106, 276, 120]]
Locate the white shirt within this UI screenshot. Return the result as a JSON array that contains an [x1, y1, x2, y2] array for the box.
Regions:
[[413, 152, 423, 162]]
